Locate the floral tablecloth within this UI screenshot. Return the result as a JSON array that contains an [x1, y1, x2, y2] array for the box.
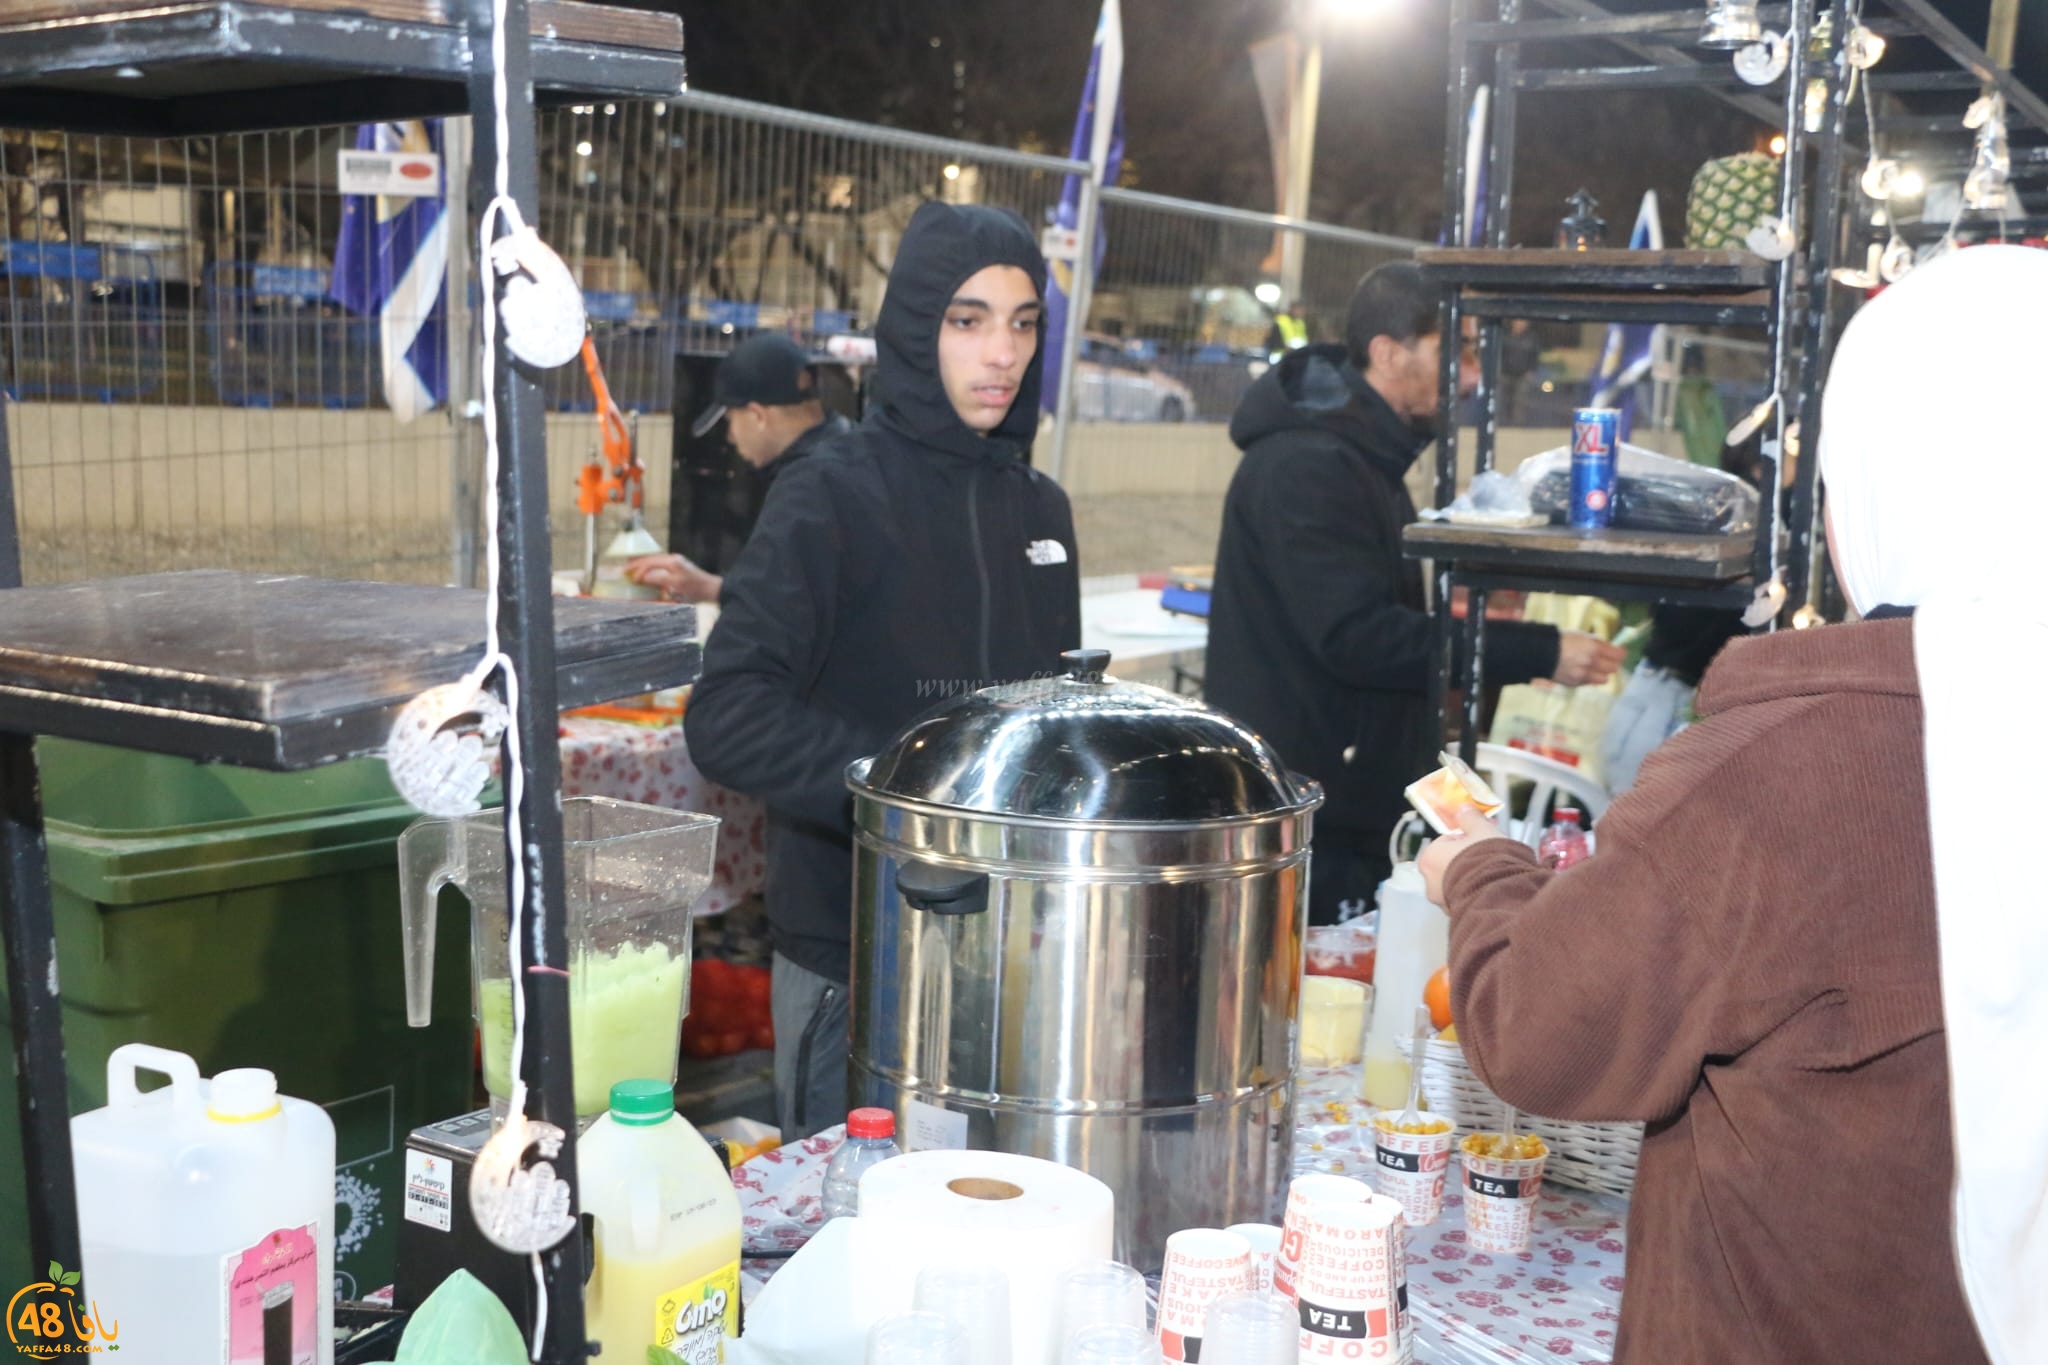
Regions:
[[733, 1065, 1629, 1364], [557, 716, 767, 919]]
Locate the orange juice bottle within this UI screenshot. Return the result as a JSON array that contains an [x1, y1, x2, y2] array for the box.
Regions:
[[580, 1079, 743, 1363]]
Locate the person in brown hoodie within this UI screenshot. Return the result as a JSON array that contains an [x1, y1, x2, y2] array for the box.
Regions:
[[1411, 250, 2048, 1363]]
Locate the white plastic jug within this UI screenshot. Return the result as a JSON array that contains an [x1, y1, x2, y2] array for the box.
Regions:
[[1361, 831, 1449, 1109], [71, 1044, 336, 1365], [580, 1078, 742, 1363]]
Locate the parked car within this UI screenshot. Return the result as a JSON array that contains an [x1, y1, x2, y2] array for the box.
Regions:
[[1074, 335, 1195, 422]]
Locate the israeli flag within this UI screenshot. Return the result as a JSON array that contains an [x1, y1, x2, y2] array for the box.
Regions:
[[332, 121, 449, 423], [1041, 0, 1124, 416], [1587, 190, 1663, 439]]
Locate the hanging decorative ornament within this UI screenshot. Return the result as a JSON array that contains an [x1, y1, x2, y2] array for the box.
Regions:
[[1860, 157, 1900, 200], [386, 672, 509, 817], [1727, 391, 1779, 448], [1962, 94, 2011, 212], [468, 1112, 578, 1254], [1831, 242, 1882, 289], [1733, 30, 1790, 85], [1745, 214, 1797, 261], [1880, 234, 1916, 283], [1699, 0, 1764, 49], [1742, 576, 1789, 628], [1844, 24, 1886, 70]]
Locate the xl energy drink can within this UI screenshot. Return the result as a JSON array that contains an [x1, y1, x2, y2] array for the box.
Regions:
[[1570, 407, 1619, 529]]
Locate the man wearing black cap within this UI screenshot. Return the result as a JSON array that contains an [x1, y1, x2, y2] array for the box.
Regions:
[[685, 202, 1081, 1138], [627, 332, 852, 604]]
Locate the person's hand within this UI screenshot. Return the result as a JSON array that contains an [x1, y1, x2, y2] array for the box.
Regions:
[[1417, 804, 1515, 906], [626, 553, 721, 605], [1553, 631, 1626, 688]]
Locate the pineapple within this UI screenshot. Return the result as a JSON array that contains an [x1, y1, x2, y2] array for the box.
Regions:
[[1686, 152, 1784, 250]]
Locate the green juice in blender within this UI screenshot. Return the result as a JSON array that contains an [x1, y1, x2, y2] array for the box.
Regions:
[[478, 941, 689, 1116]]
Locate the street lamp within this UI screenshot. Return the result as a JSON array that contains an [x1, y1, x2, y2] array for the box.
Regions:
[[1270, 0, 1389, 307]]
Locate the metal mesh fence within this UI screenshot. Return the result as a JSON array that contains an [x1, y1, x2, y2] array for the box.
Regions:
[[1066, 189, 1416, 574], [0, 95, 1420, 588]]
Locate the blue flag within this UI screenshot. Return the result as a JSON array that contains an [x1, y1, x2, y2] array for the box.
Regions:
[[1587, 191, 1663, 440], [1042, 0, 1124, 416], [331, 121, 449, 422]]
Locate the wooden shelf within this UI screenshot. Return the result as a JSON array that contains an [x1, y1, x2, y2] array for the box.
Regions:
[[1417, 246, 1772, 292], [1403, 521, 1756, 583]]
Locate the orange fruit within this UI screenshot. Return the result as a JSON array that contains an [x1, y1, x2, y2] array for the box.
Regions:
[[1424, 966, 1453, 1030]]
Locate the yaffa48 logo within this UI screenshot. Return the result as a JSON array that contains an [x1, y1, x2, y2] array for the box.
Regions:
[[7, 1261, 119, 1353]]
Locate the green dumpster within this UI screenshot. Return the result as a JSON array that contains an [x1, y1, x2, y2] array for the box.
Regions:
[[0, 738, 474, 1302]]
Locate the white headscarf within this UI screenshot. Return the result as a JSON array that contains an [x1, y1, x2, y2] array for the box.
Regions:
[[1820, 244, 2048, 1365]]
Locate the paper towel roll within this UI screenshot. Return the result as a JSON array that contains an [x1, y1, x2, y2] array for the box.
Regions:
[[852, 1150, 1115, 1365]]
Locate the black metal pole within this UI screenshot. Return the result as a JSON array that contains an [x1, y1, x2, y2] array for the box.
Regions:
[[2, 739, 79, 1282], [1432, 0, 1476, 755], [463, 1, 586, 1359], [1786, 15, 1850, 619], [0, 316, 84, 1290], [1756, 0, 1816, 595]]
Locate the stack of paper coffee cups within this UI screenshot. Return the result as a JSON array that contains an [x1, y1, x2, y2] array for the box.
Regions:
[[1271, 1173, 1412, 1363]]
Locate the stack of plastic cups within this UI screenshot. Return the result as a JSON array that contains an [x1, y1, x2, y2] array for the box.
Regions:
[[1200, 1290, 1299, 1365], [1059, 1324, 1156, 1364], [1049, 1260, 1149, 1361], [867, 1311, 972, 1365], [912, 1265, 1012, 1365]]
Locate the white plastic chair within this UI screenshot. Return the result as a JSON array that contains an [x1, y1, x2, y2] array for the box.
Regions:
[[1472, 742, 1611, 851]]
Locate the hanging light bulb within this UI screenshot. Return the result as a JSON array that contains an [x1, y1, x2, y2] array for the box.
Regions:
[[1699, 0, 1763, 49]]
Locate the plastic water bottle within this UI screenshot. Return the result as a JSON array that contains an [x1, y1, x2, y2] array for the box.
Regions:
[[1538, 807, 1591, 870], [822, 1107, 902, 1220]]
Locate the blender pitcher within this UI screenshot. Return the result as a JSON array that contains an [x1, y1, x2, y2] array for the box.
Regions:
[[399, 797, 719, 1120]]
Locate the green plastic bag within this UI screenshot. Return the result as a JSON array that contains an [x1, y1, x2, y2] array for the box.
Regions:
[[370, 1270, 531, 1365]]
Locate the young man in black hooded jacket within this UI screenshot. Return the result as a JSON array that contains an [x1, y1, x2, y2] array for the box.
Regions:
[[685, 202, 1081, 1138], [1205, 262, 1621, 924]]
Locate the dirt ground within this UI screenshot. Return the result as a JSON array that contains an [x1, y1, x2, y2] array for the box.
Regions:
[[1068, 490, 1226, 578]]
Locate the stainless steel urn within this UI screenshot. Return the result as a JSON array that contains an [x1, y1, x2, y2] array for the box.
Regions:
[[846, 648, 1322, 1270]]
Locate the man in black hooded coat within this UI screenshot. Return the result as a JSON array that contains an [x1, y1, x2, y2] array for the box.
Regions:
[[1206, 262, 1620, 924], [685, 202, 1081, 1137]]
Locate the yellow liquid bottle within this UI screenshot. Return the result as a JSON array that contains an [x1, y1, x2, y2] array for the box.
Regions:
[[581, 1079, 743, 1364]]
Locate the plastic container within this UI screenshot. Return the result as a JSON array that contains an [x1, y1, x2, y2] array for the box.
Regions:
[[580, 1078, 743, 1362], [0, 737, 474, 1301], [70, 1045, 336, 1365], [823, 1107, 903, 1220], [1539, 807, 1591, 870], [1361, 860, 1448, 1109]]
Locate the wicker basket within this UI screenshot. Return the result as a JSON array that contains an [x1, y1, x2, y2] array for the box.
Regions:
[[1412, 1037, 1643, 1199]]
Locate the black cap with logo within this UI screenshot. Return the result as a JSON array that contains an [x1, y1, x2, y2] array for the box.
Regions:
[[691, 333, 820, 437]]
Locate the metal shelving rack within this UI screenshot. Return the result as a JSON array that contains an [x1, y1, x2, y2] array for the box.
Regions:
[[1413, 0, 2048, 762], [0, 4, 687, 1359]]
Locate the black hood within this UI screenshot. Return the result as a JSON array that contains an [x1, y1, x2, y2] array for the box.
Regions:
[[871, 201, 1049, 459], [1228, 343, 1429, 482]]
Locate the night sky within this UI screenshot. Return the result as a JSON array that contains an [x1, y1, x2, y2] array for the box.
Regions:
[[631, 0, 2047, 245]]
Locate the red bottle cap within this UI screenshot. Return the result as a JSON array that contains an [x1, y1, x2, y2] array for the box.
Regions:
[[1556, 808, 1582, 824], [846, 1107, 896, 1139]]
